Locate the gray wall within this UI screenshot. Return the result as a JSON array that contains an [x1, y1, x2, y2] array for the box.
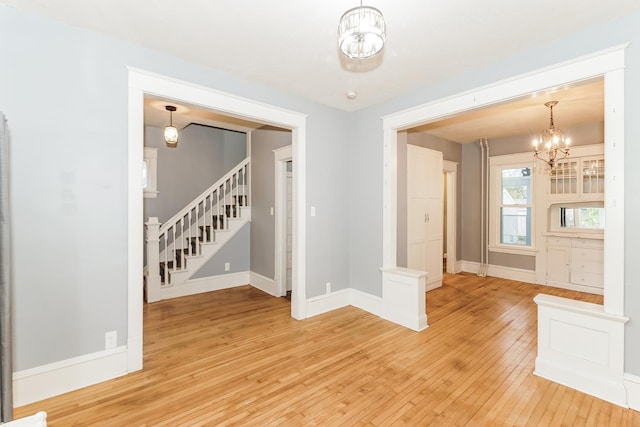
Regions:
[[144, 124, 246, 223], [396, 131, 463, 267], [348, 12, 640, 375], [249, 127, 291, 279], [0, 5, 350, 371], [192, 223, 250, 278]]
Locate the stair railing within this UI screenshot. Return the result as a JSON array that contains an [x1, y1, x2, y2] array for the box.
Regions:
[[145, 157, 250, 301]]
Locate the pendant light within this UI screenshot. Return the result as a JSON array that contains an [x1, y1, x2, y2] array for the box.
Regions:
[[338, 1, 386, 59], [532, 101, 570, 170], [164, 105, 178, 148]]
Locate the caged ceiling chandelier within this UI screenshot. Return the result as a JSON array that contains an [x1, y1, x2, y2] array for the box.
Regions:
[[532, 101, 571, 170], [337, 1, 386, 59]]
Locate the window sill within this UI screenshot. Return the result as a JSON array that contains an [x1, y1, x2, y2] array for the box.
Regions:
[[488, 245, 537, 256]]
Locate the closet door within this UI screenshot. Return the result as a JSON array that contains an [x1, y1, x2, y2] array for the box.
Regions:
[[407, 145, 443, 289]]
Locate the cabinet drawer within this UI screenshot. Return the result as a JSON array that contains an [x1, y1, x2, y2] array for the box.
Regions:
[[571, 259, 603, 274], [571, 238, 603, 249], [570, 271, 604, 288], [571, 247, 603, 262]]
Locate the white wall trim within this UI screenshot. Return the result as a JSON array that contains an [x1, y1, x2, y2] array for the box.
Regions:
[[13, 347, 128, 407], [624, 373, 640, 411], [250, 271, 278, 296], [306, 289, 351, 318], [349, 288, 383, 316], [127, 67, 309, 377], [305, 288, 384, 320], [158, 271, 251, 300], [461, 261, 536, 283]]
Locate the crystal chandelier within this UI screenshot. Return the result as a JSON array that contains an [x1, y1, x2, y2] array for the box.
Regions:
[[164, 105, 178, 147], [532, 101, 570, 170], [338, 1, 386, 59]]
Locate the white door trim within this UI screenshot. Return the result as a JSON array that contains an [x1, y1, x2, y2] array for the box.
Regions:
[[443, 161, 458, 274], [274, 145, 292, 297], [127, 68, 308, 372]]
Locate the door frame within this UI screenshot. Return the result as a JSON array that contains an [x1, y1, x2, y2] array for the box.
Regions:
[[274, 145, 292, 297], [443, 160, 458, 274], [127, 68, 308, 372]]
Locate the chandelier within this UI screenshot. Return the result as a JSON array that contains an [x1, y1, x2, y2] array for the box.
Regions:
[[532, 101, 570, 169], [164, 105, 178, 148], [338, 1, 386, 59]]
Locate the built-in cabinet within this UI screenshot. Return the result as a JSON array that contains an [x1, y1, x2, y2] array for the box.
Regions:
[[546, 235, 604, 294], [407, 145, 443, 290], [544, 147, 605, 295], [548, 156, 604, 200]]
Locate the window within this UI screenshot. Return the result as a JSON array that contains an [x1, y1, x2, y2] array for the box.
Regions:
[[489, 153, 536, 255], [143, 147, 159, 198], [500, 167, 532, 246]]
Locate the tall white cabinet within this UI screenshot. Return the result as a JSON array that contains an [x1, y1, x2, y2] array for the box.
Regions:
[[544, 146, 605, 295], [407, 145, 443, 290]]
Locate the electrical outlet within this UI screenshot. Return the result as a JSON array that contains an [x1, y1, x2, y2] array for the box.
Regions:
[[105, 331, 117, 350], [225, 262, 230, 272], [325, 282, 331, 294]]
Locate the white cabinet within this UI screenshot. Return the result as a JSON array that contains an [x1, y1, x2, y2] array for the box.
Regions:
[[407, 145, 443, 290], [546, 236, 603, 294], [548, 155, 604, 201]]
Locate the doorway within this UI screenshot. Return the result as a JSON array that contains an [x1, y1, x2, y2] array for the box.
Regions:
[[274, 145, 292, 297], [127, 69, 308, 372]]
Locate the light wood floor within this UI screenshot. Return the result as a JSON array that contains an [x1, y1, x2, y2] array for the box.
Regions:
[[16, 273, 640, 426]]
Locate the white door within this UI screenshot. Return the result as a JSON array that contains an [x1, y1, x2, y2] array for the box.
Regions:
[[407, 145, 443, 289]]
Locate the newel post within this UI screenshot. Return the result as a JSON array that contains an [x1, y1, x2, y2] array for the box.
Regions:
[[145, 217, 161, 303]]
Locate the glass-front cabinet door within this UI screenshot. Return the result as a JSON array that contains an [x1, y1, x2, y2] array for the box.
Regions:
[[549, 160, 578, 196], [582, 158, 605, 195]]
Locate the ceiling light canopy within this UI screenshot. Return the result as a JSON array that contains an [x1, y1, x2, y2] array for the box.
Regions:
[[164, 105, 178, 147], [338, 1, 386, 59], [533, 101, 570, 170]]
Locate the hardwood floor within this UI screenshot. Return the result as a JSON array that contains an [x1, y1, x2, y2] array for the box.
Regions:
[[16, 273, 640, 426]]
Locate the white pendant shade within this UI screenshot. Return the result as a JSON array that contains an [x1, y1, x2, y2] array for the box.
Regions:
[[338, 4, 386, 59], [164, 105, 178, 147], [164, 125, 178, 147]]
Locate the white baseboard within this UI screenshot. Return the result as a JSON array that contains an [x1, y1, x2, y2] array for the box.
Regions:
[[13, 346, 128, 407], [158, 271, 250, 299], [461, 261, 536, 283], [305, 288, 383, 320], [249, 271, 278, 296], [349, 288, 382, 316], [625, 373, 640, 411], [306, 289, 350, 317]]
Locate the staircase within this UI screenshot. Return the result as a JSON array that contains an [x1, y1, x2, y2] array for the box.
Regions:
[[144, 158, 250, 302]]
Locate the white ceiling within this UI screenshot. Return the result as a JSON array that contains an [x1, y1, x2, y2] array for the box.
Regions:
[[3, 0, 634, 140]]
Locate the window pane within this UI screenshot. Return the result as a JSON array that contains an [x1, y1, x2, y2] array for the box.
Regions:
[[560, 207, 605, 230], [500, 207, 531, 245], [502, 168, 531, 204]]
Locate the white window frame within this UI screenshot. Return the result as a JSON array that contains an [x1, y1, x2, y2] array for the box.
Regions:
[[143, 147, 159, 198], [489, 152, 537, 255]]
